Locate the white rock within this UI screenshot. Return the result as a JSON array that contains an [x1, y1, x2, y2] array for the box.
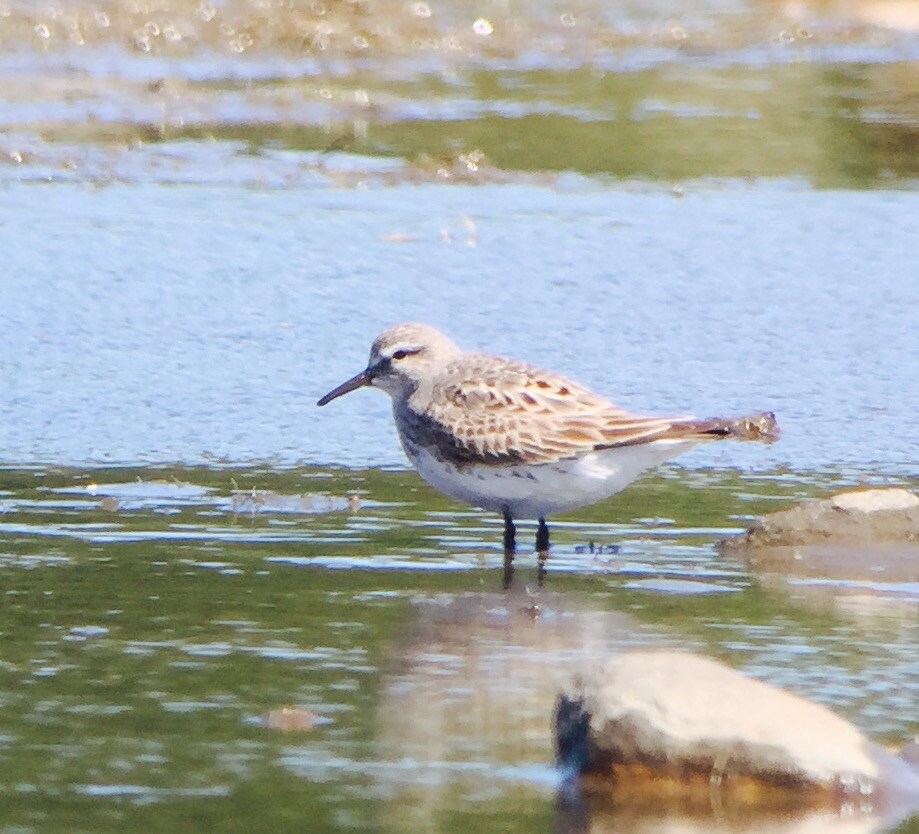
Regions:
[[830, 488, 919, 513], [559, 650, 880, 788]]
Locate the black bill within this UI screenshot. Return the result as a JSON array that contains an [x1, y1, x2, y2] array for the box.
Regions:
[[316, 368, 373, 406]]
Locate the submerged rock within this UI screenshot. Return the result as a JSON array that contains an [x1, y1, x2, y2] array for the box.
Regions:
[[555, 651, 919, 813], [721, 488, 919, 551], [261, 706, 323, 731]]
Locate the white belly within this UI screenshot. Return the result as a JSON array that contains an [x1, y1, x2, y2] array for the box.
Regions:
[[399, 435, 701, 519]]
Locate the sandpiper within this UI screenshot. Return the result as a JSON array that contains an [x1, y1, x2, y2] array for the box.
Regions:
[[317, 323, 779, 584]]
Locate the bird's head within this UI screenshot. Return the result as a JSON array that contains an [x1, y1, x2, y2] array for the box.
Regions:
[[317, 323, 462, 406]]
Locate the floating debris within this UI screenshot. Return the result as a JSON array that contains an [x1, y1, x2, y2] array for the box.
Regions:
[[230, 486, 361, 515]]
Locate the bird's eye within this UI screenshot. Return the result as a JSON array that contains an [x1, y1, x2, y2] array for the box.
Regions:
[[392, 350, 409, 360]]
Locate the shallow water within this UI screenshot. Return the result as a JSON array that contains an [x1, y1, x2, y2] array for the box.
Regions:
[[2, 180, 917, 473], [0, 466, 917, 832], [1, 0, 918, 830]]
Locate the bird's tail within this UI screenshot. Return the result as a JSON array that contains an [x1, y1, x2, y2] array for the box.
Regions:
[[667, 411, 781, 444]]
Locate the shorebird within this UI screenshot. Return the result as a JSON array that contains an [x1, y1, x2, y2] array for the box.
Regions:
[[317, 323, 779, 585]]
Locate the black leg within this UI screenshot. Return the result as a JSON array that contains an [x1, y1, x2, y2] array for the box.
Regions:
[[503, 508, 516, 554], [536, 516, 550, 586], [502, 508, 516, 589], [536, 517, 550, 554]]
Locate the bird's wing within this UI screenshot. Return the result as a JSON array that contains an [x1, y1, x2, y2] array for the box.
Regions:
[[416, 355, 677, 466]]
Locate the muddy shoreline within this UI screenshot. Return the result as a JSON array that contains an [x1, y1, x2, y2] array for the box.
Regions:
[[1, 0, 917, 185]]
